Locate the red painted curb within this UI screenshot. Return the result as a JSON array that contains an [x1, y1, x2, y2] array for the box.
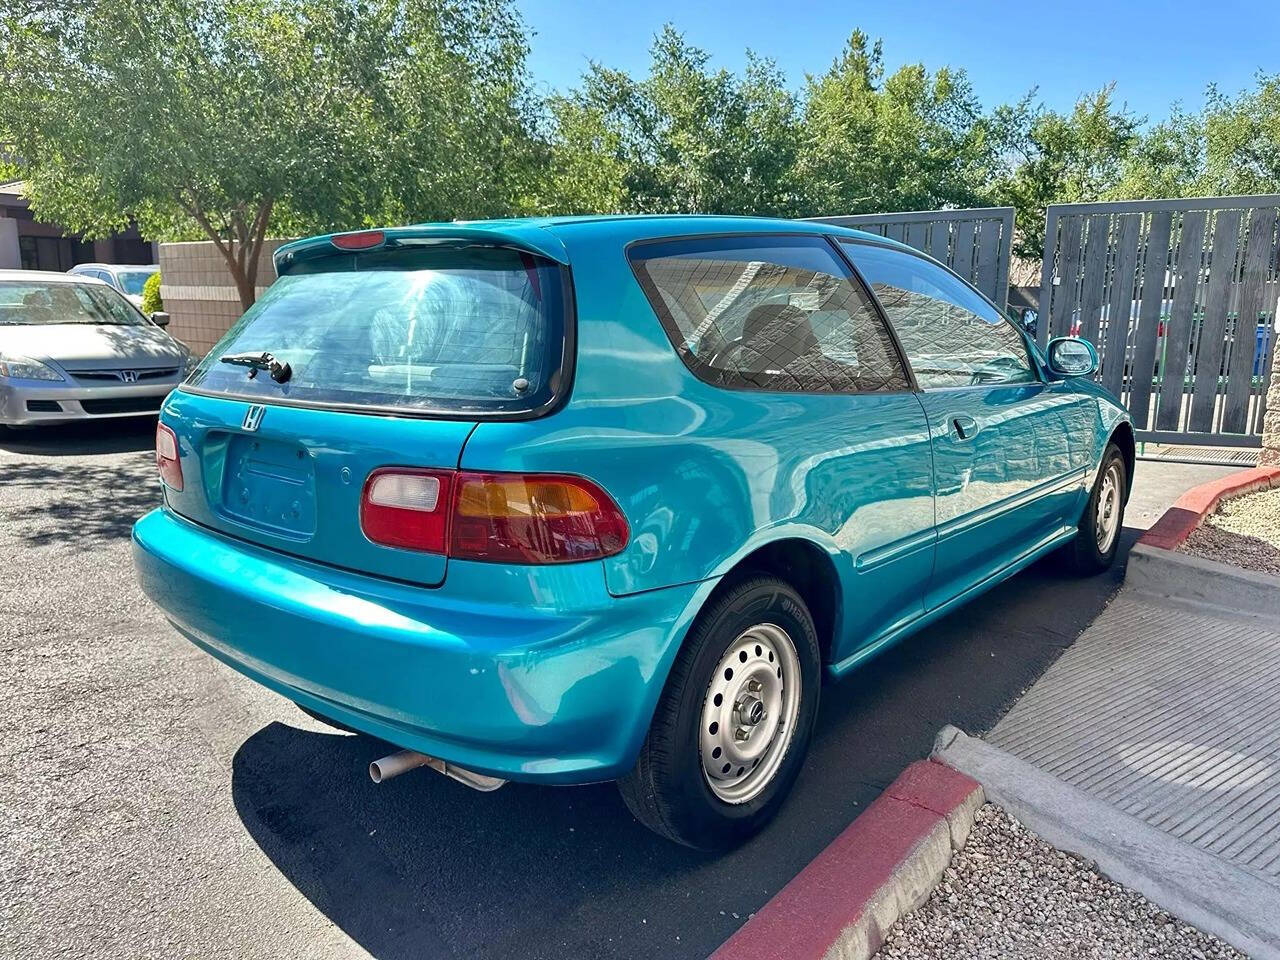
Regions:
[[1139, 465, 1280, 551], [710, 759, 980, 960]]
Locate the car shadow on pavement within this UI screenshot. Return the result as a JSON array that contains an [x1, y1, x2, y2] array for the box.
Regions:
[[0, 417, 156, 456], [229, 528, 1138, 960]]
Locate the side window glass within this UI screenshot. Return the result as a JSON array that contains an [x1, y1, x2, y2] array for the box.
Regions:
[[629, 235, 909, 394], [842, 242, 1036, 389]]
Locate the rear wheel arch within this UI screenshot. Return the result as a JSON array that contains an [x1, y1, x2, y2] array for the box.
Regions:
[[705, 538, 841, 666], [1107, 422, 1135, 502]]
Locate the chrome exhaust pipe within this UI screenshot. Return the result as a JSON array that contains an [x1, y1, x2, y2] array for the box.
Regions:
[[369, 749, 431, 783], [369, 749, 507, 792]]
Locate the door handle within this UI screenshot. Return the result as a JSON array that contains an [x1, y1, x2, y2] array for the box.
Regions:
[[951, 415, 980, 441]]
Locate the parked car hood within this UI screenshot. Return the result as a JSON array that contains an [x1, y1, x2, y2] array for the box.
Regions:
[[0, 323, 186, 368]]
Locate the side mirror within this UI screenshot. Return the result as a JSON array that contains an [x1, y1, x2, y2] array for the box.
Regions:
[[150, 311, 171, 328], [1046, 337, 1098, 378]]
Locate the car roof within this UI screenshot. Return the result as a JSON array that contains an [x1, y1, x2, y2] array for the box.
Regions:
[[0, 269, 110, 285], [275, 214, 914, 273], [69, 263, 157, 272]]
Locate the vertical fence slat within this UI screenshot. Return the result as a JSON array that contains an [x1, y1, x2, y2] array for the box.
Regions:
[[974, 220, 1000, 304], [951, 222, 976, 284], [905, 221, 928, 253], [884, 223, 906, 243], [1155, 211, 1206, 432], [1128, 211, 1174, 428], [1037, 209, 1059, 349], [929, 223, 950, 264], [993, 209, 1013, 312], [1077, 214, 1111, 347], [1190, 211, 1242, 433], [1048, 216, 1084, 340], [1221, 208, 1278, 433], [1102, 214, 1142, 397]]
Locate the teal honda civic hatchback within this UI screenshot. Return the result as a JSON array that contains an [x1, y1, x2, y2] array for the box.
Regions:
[[133, 215, 1131, 849]]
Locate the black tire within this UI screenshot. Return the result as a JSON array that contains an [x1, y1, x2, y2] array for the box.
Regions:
[[1061, 441, 1128, 575], [617, 575, 821, 850]]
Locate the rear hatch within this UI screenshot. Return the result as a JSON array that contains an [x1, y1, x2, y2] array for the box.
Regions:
[[161, 233, 573, 586]]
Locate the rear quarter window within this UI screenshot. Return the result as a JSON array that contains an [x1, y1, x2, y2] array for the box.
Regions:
[[628, 234, 908, 394], [185, 245, 571, 417]]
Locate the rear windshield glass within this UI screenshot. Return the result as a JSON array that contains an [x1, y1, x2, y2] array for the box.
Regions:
[[186, 245, 569, 415], [116, 269, 157, 296]]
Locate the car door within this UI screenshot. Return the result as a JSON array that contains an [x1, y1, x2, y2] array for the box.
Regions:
[[626, 233, 936, 664], [841, 241, 1093, 610]]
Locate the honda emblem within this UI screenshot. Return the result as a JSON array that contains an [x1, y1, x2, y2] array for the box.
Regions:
[[121, 370, 138, 383], [242, 404, 266, 432]]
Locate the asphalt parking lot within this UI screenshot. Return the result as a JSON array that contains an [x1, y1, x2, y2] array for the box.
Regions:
[[0, 419, 1234, 960]]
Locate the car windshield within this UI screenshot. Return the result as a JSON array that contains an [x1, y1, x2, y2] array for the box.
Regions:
[[116, 269, 157, 296], [187, 244, 569, 415], [0, 281, 146, 326]]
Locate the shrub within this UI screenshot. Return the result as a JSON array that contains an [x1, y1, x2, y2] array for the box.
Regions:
[[141, 270, 163, 315]]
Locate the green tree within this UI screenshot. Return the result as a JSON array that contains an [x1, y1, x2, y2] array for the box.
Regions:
[[992, 85, 1141, 258], [537, 27, 804, 216], [0, 0, 539, 308], [796, 31, 997, 217]]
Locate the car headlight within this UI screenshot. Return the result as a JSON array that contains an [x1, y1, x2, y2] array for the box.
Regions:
[[0, 356, 65, 381]]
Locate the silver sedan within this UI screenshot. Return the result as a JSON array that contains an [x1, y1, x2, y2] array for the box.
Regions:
[[0, 270, 193, 427]]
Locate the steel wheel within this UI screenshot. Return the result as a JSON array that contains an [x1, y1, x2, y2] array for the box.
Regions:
[[1095, 459, 1122, 554], [699, 622, 802, 805]]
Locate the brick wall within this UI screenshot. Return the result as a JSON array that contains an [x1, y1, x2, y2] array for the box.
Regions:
[[158, 239, 291, 355]]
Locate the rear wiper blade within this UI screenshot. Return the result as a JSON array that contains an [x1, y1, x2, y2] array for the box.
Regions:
[[220, 351, 292, 383]]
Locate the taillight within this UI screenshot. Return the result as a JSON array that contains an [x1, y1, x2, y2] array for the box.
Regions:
[[360, 468, 453, 553], [452, 472, 629, 563], [155, 422, 183, 491], [359, 469, 629, 564]]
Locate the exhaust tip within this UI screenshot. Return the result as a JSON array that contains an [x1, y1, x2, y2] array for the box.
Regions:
[[368, 760, 386, 784]]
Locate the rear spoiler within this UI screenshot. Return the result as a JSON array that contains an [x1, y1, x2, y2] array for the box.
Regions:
[[273, 222, 571, 274]]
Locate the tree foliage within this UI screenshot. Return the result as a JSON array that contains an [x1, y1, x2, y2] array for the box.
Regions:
[[797, 32, 996, 216], [0, 0, 538, 307], [989, 86, 1142, 258], [538, 27, 804, 216]]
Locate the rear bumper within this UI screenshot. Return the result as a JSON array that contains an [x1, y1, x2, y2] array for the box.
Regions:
[[132, 508, 710, 783]]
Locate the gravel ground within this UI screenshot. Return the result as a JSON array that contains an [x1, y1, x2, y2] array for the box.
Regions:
[[1181, 485, 1280, 576], [875, 804, 1246, 960]]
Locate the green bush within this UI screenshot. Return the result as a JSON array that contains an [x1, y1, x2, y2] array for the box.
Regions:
[[141, 270, 163, 315]]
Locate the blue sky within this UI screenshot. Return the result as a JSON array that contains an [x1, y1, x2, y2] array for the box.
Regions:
[[519, 0, 1280, 122]]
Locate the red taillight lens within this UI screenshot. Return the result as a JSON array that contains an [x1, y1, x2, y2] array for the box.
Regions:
[[358, 469, 629, 564], [451, 472, 629, 564], [331, 230, 386, 251], [360, 468, 453, 553], [155, 422, 183, 491]]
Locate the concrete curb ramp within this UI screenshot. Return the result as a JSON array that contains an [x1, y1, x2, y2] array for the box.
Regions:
[[710, 760, 983, 960], [934, 725, 1280, 960]]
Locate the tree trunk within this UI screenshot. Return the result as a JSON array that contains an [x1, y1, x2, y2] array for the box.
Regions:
[[1261, 331, 1280, 465], [179, 193, 272, 312]]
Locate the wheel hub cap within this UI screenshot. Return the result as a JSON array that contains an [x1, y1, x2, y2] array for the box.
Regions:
[[700, 623, 802, 804], [1095, 461, 1122, 553]]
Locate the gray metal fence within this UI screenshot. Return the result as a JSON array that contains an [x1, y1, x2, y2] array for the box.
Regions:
[[811, 207, 1015, 309], [1039, 197, 1280, 447]]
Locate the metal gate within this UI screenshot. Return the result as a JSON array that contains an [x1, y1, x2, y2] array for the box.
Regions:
[[810, 207, 1015, 309], [1038, 197, 1280, 447]]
